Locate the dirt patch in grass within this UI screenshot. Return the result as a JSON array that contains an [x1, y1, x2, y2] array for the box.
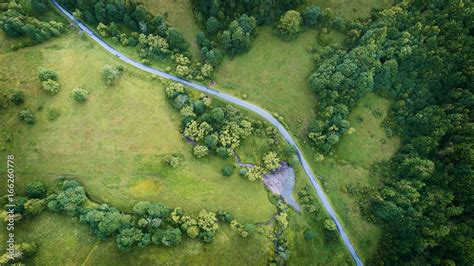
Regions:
[[263, 162, 301, 211]]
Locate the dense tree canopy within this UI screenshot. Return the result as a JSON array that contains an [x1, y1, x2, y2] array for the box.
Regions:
[[306, 1, 473, 264], [0, 1, 66, 45]]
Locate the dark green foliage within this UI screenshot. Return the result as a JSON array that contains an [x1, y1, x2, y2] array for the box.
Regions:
[[0, 2, 66, 44], [132, 201, 170, 221], [302, 6, 320, 27], [216, 146, 229, 158], [191, 0, 303, 25], [62, 180, 81, 190], [18, 108, 35, 124], [25, 181, 46, 199], [9, 91, 24, 105], [8, 196, 27, 214], [205, 17, 221, 35], [31, 0, 47, 14], [308, 1, 474, 264], [204, 134, 218, 148], [192, 100, 205, 114], [216, 210, 233, 223], [198, 230, 215, 243], [152, 227, 182, 247], [196, 31, 211, 48], [304, 230, 315, 240], [210, 107, 225, 124], [221, 165, 233, 176], [167, 28, 189, 52], [222, 15, 257, 57], [80, 204, 132, 240], [47, 183, 86, 215], [116, 227, 144, 252]]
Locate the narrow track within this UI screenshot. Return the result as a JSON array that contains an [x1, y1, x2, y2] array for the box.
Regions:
[[51, 1, 363, 264]]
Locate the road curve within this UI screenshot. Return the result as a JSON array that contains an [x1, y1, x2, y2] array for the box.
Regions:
[[51, 1, 363, 265]]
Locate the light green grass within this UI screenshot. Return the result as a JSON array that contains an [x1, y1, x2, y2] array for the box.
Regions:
[[0, 212, 271, 265], [141, 0, 201, 58], [0, 33, 274, 224], [215, 27, 345, 134]]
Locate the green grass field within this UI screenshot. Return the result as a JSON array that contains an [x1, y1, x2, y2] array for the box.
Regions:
[[0, 212, 271, 265], [0, 33, 275, 224], [215, 27, 345, 134]]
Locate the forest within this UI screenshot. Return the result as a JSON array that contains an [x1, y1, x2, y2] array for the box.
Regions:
[[307, 1, 473, 264]]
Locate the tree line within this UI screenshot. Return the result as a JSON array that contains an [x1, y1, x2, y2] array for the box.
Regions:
[[0, 1, 66, 47], [3, 179, 257, 258]]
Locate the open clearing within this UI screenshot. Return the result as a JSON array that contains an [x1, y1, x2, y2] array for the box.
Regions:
[[308, 93, 400, 262], [215, 27, 344, 134], [0, 33, 274, 224]]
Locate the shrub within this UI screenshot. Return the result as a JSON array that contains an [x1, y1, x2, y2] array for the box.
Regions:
[[302, 6, 321, 27], [102, 64, 124, 85], [222, 165, 233, 176], [216, 210, 233, 223], [239, 168, 248, 177], [193, 145, 209, 159], [216, 147, 229, 158], [38, 69, 58, 81], [324, 219, 336, 231], [245, 166, 264, 181], [41, 79, 60, 95], [9, 91, 24, 105], [204, 134, 219, 148], [263, 152, 281, 171], [304, 230, 315, 240], [24, 199, 46, 216], [71, 88, 90, 103], [47, 108, 61, 121], [25, 181, 47, 198], [163, 154, 183, 168], [19, 109, 35, 124]]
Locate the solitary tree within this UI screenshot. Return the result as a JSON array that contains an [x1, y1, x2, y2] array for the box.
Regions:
[[71, 88, 90, 103], [275, 10, 302, 41]]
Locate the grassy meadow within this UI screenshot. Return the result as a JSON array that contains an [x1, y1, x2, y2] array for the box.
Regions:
[[0, 31, 279, 264], [0, 33, 275, 224], [215, 27, 345, 134], [304, 93, 400, 262]]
